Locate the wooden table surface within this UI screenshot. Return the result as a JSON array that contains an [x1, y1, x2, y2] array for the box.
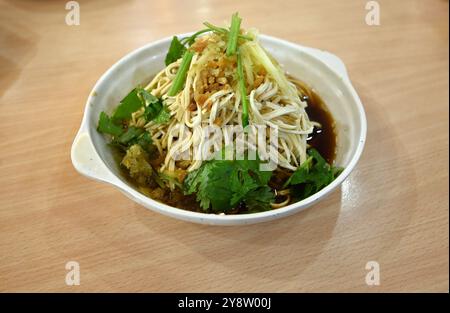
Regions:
[[0, 0, 448, 292]]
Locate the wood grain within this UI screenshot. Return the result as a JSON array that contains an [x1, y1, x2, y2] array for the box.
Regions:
[[0, 0, 448, 292]]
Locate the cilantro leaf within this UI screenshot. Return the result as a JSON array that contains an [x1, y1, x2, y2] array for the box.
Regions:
[[143, 103, 162, 122], [183, 162, 208, 195], [108, 87, 170, 126], [153, 105, 171, 124], [184, 161, 233, 211], [203, 161, 236, 211], [137, 87, 171, 124], [165, 30, 212, 66], [118, 126, 144, 145], [137, 87, 159, 106], [229, 168, 259, 206], [283, 156, 313, 187], [244, 186, 275, 212], [97, 112, 124, 137], [184, 157, 275, 213], [111, 88, 143, 123], [165, 36, 186, 66], [110, 130, 154, 154], [284, 149, 343, 201], [235, 158, 272, 186], [133, 132, 153, 153]]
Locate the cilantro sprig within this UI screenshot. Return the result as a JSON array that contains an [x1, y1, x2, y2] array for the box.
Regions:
[[284, 149, 343, 200], [164, 36, 187, 66], [165, 30, 211, 66], [183, 148, 342, 213], [138, 87, 171, 124], [184, 157, 274, 213], [97, 87, 168, 152], [97, 112, 124, 137], [110, 88, 143, 124]]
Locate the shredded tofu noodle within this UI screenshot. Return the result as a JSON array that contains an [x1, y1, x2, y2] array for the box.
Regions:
[[142, 32, 314, 176]]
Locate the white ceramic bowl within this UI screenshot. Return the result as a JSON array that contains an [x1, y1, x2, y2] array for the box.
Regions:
[[71, 34, 367, 226]]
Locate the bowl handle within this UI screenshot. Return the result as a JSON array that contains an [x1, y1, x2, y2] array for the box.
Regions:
[[305, 47, 350, 81], [71, 128, 122, 186]]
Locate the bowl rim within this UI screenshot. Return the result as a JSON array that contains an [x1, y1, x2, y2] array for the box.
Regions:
[[72, 33, 367, 225]]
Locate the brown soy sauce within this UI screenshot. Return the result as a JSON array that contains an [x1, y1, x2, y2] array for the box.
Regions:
[[304, 94, 336, 164], [290, 78, 337, 164]]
